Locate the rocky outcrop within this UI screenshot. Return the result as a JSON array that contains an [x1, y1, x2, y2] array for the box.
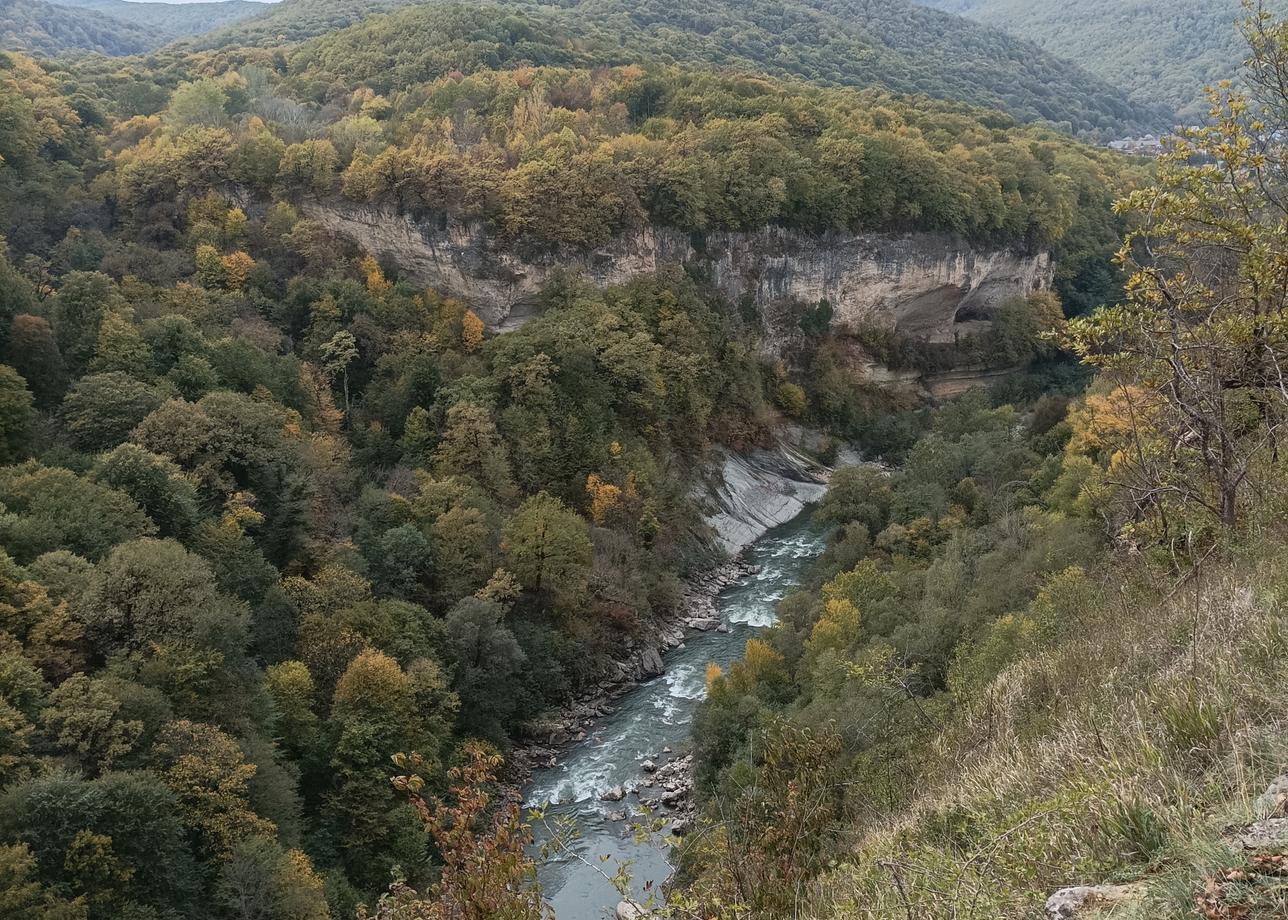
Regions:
[[302, 203, 1051, 340], [693, 441, 831, 556]]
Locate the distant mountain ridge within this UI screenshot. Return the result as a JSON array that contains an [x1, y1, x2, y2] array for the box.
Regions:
[[0, 0, 267, 57], [54, 0, 268, 36], [920, 0, 1286, 119], [209, 0, 1167, 138]]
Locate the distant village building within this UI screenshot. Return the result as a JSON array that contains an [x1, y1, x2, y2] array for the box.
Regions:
[[1106, 134, 1167, 156]]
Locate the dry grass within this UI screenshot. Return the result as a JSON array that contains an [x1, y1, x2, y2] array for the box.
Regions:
[[803, 544, 1288, 920]]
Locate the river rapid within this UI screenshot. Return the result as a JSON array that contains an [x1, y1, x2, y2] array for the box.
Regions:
[[524, 512, 827, 920]]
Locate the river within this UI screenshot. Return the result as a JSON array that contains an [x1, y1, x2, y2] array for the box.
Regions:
[[524, 512, 827, 920]]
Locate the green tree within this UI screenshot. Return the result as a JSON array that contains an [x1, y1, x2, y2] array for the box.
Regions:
[[89, 311, 152, 378], [0, 464, 154, 563], [320, 329, 358, 416], [0, 365, 32, 463], [324, 649, 432, 887], [166, 79, 229, 128], [501, 492, 592, 605], [40, 675, 142, 775], [90, 444, 200, 538], [433, 403, 515, 498], [217, 836, 329, 920], [151, 720, 275, 861], [444, 597, 525, 743], [61, 373, 162, 452], [82, 538, 245, 655], [5, 316, 63, 408]]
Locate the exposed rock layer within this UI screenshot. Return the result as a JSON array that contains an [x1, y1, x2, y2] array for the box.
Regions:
[[303, 203, 1052, 340]]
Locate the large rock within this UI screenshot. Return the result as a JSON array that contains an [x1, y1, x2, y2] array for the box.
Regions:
[[696, 444, 829, 556], [1045, 884, 1140, 919], [638, 647, 664, 677], [302, 203, 1051, 340], [1228, 817, 1288, 850], [600, 785, 625, 802]]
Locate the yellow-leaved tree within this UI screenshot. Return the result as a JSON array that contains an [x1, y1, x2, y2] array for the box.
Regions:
[[1064, 5, 1288, 541]]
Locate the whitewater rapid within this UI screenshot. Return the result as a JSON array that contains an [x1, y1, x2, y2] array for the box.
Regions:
[[524, 513, 826, 919]]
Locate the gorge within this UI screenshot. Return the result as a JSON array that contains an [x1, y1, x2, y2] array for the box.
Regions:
[[302, 203, 1053, 343]]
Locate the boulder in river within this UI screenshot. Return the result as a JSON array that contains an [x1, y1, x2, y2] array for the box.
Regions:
[[639, 647, 664, 676], [600, 785, 626, 802], [641, 759, 658, 773]]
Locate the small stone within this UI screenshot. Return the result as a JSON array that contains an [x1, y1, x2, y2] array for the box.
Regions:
[[1255, 773, 1288, 819], [1045, 884, 1140, 919], [615, 900, 646, 920]]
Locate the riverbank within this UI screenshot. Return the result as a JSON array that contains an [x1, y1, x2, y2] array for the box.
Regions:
[[505, 555, 761, 793], [521, 515, 830, 920], [506, 436, 833, 794]]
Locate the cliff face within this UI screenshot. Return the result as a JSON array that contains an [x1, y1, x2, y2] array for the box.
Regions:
[[696, 444, 831, 556], [303, 203, 1052, 341]]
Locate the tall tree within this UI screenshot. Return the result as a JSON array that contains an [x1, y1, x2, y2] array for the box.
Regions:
[[1066, 8, 1288, 537]]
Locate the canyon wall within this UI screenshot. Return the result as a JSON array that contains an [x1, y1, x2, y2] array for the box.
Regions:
[[303, 203, 1053, 341]]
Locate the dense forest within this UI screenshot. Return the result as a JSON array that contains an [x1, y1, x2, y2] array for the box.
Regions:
[[203, 0, 1163, 138], [1, 0, 1285, 919], [673, 10, 1288, 920], [0, 8, 1138, 912], [924, 0, 1288, 119], [1, 0, 1169, 137], [0, 0, 267, 57]]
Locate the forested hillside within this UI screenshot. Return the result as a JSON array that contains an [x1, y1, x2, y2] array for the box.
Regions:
[[674, 11, 1288, 920], [922, 0, 1283, 118], [55, 0, 269, 40], [0, 13, 1143, 912], [1, 0, 156, 57], [0, 0, 267, 58], [203, 0, 1163, 138]]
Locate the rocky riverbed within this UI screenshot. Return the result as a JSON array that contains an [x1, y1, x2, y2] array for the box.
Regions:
[[506, 558, 758, 789], [522, 513, 829, 920]]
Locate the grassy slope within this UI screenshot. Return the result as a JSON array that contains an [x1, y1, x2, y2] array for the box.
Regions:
[[810, 537, 1288, 918]]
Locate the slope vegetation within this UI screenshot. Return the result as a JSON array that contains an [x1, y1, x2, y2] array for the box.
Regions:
[[213, 0, 1165, 137], [0, 0, 268, 57], [923, 0, 1281, 119]]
